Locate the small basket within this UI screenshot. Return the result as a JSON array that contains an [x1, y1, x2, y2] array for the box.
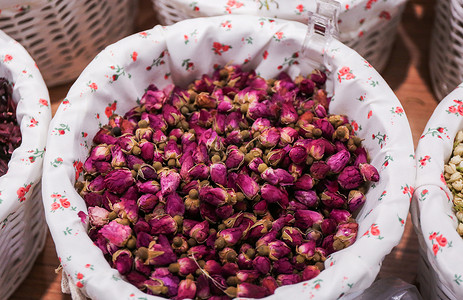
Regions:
[[0, 0, 136, 87], [0, 30, 51, 299], [411, 84, 463, 300], [429, 0, 463, 100], [151, 0, 407, 72]]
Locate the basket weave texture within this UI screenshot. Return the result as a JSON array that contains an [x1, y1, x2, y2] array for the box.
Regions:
[[0, 30, 51, 299], [151, 0, 407, 72], [0, 0, 136, 87]]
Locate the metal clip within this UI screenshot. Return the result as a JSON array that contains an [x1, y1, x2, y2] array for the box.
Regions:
[[302, 0, 340, 70]]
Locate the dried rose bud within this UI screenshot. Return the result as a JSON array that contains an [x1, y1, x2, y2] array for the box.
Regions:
[[177, 278, 196, 300], [136, 231, 153, 248], [162, 104, 182, 126], [159, 170, 181, 196], [149, 215, 177, 236], [112, 249, 133, 275], [135, 127, 154, 141], [348, 190, 366, 212], [261, 167, 294, 186], [302, 265, 321, 281], [280, 102, 298, 124], [273, 257, 293, 274], [334, 222, 358, 248], [225, 146, 245, 170], [248, 156, 265, 173], [196, 274, 211, 299], [200, 202, 219, 223], [268, 240, 291, 260], [310, 161, 330, 180], [236, 173, 260, 200], [236, 269, 260, 283], [189, 220, 209, 244], [137, 180, 160, 194], [104, 169, 134, 194], [277, 273, 302, 286], [137, 194, 158, 213], [217, 227, 244, 247], [294, 190, 319, 208], [338, 166, 364, 189], [146, 238, 177, 266], [237, 253, 253, 269], [259, 127, 280, 148], [279, 127, 299, 147], [320, 190, 346, 208], [169, 257, 198, 276], [117, 134, 138, 154], [126, 155, 145, 170], [261, 276, 278, 295], [294, 174, 315, 191], [248, 219, 271, 239], [199, 186, 229, 206], [309, 139, 326, 161], [93, 128, 117, 144], [321, 218, 337, 235], [229, 282, 268, 298], [251, 117, 271, 133], [260, 183, 288, 205], [113, 199, 139, 224], [94, 161, 112, 174], [297, 240, 316, 259], [281, 226, 304, 247], [133, 218, 150, 234], [289, 146, 308, 164], [359, 163, 380, 182], [100, 220, 132, 247], [329, 209, 352, 224], [138, 164, 157, 180], [140, 88, 165, 111], [188, 245, 214, 260], [151, 267, 180, 297], [216, 204, 234, 220], [253, 256, 271, 274], [204, 260, 223, 275], [253, 200, 268, 216], [210, 162, 227, 186], [164, 139, 181, 160], [88, 206, 110, 227], [294, 210, 323, 230], [126, 271, 148, 289], [326, 149, 350, 173], [166, 192, 185, 217], [152, 129, 167, 144], [271, 214, 295, 233]]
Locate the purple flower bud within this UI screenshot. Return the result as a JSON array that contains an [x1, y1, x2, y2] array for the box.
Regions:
[[102, 190, 119, 211], [200, 202, 219, 223], [288, 146, 307, 164], [294, 174, 315, 190], [149, 215, 177, 235], [134, 218, 150, 234], [147, 238, 177, 266], [188, 164, 209, 180], [281, 226, 304, 247], [288, 200, 308, 211], [83, 192, 103, 207], [259, 183, 285, 204], [338, 166, 364, 189], [100, 220, 132, 247], [297, 240, 316, 259], [294, 190, 319, 208], [193, 144, 210, 165], [259, 127, 280, 148], [354, 146, 368, 166], [334, 222, 358, 248], [113, 199, 139, 223], [104, 169, 134, 194], [172, 257, 199, 276], [219, 227, 244, 246], [251, 117, 271, 133], [151, 268, 180, 297], [295, 210, 323, 230], [268, 240, 291, 260], [309, 139, 325, 160], [159, 170, 181, 195], [93, 128, 118, 145], [238, 253, 253, 269], [152, 129, 167, 144], [359, 163, 380, 182], [134, 257, 151, 276], [181, 219, 199, 237], [236, 282, 268, 298], [138, 164, 157, 180], [117, 134, 137, 154], [142, 113, 167, 132], [162, 104, 182, 127], [273, 257, 293, 274], [165, 192, 185, 217], [280, 102, 298, 124], [225, 146, 245, 170], [322, 235, 336, 254], [137, 180, 161, 194], [164, 140, 181, 160], [177, 278, 196, 300], [196, 274, 211, 299], [203, 260, 222, 276], [140, 87, 164, 110], [169, 128, 184, 140], [302, 265, 321, 281], [136, 231, 153, 248], [236, 173, 260, 200], [189, 220, 209, 244], [204, 130, 225, 152], [224, 129, 243, 145], [88, 206, 109, 227], [199, 186, 229, 206], [270, 214, 295, 233], [225, 111, 243, 132], [252, 256, 271, 275], [218, 98, 234, 113], [248, 157, 264, 173], [321, 218, 337, 235], [326, 149, 351, 173], [212, 113, 226, 135], [126, 155, 144, 171], [112, 249, 133, 275], [310, 161, 330, 180], [216, 204, 234, 220], [256, 231, 278, 249], [348, 190, 366, 212], [247, 101, 270, 120], [261, 276, 278, 295], [320, 190, 346, 208], [261, 167, 294, 186], [277, 274, 302, 286], [236, 269, 260, 283], [330, 209, 352, 224]]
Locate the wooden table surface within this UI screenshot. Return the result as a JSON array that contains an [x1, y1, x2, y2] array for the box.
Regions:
[[10, 0, 438, 298]]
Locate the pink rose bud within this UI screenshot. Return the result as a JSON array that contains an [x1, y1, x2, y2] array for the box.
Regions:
[[135, 127, 153, 141], [348, 190, 366, 213], [196, 274, 211, 299], [196, 92, 217, 109], [126, 155, 145, 170], [270, 214, 295, 233], [359, 163, 380, 182], [253, 256, 271, 274], [137, 193, 158, 213], [259, 127, 280, 148], [261, 183, 287, 204], [166, 192, 185, 217], [268, 240, 291, 260], [294, 210, 324, 230], [117, 134, 138, 154], [200, 202, 219, 223], [310, 161, 330, 180], [236, 269, 260, 283], [210, 162, 227, 186], [224, 130, 243, 145], [151, 267, 180, 297], [236, 173, 260, 200], [280, 102, 298, 124], [261, 167, 294, 186], [159, 170, 181, 195], [277, 274, 302, 286], [217, 99, 233, 113], [177, 278, 197, 300], [322, 234, 336, 254], [188, 245, 214, 260], [149, 215, 177, 235], [147, 238, 177, 266], [93, 128, 118, 144], [251, 117, 271, 133], [309, 139, 326, 160], [169, 128, 184, 140], [137, 164, 157, 180], [170, 257, 198, 276], [204, 260, 223, 275], [88, 206, 109, 227], [225, 111, 243, 132], [225, 146, 245, 170], [152, 129, 167, 144], [248, 220, 271, 239], [199, 186, 229, 206], [140, 88, 165, 111], [279, 127, 299, 146], [326, 149, 351, 173], [188, 164, 209, 180], [321, 218, 337, 235], [162, 104, 182, 126], [137, 180, 161, 194], [236, 282, 268, 298], [253, 200, 268, 216], [298, 77, 315, 95], [338, 166, 364, 189], [104, 169, 134, 194], [294, 174, 315, 190], [126, 271, 148, 289], [133, 218, 150, 234], [222, 262, 240, 277], [335, 222, 358, 248], [261, 276, 278, 295], [100, 220, 132, 247], [219, 227, 243, 246], [216, 204, 234, 220], [302, 265, 321, 281], [136, 231, 153, 248], [314, 103, 327, 118], [238, 253, 253, 269], [329, 209, 352, 224], [266, 148, 286, 167], [113, 199, 139, 223], [310, 69, 327, 87], [288, 200, 308, 211], [294, 190, 319, 208], [320, 190, 346, 208], [247, 101, 270, 120], [273, 257, 294, 274], [190, 220, 209, 243], [289, 146, 307, 164], [281, 226, 304, 247], [297, 240, 316, 258], [289, 163, 305, 178], [248, 156, 265, 172], [102, 190, 119, 210], [134, 256, 151, 276], [354, 146, 368, 167], [181, 132, 196, 147], [112, 249, 133, 275], [164, 139, 181, 160]]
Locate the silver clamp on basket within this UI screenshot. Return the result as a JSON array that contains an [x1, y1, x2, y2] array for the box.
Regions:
[[302, 0, 340, 71]]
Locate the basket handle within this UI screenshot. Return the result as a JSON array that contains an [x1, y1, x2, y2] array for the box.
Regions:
[[302, 0, 340, 71]]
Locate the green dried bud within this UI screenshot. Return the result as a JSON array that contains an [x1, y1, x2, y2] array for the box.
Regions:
[[189, 189, 199, 199], [138, 120, 149, 128], [153, 161, 163, 171], [132, 146, 141, 156], [258, 163, 268, 173]]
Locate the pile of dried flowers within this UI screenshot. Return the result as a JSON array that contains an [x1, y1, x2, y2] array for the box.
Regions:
[[0, 78, 20, 176], [77, 65, 379, 299]]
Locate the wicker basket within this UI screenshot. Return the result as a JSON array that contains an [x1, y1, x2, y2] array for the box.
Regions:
[[0, 0, 136, 87], [0, 30, 51, 299], [151, 0, 407, 72], [411, 83, 463, 300], [429, 0, 463, 100]]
